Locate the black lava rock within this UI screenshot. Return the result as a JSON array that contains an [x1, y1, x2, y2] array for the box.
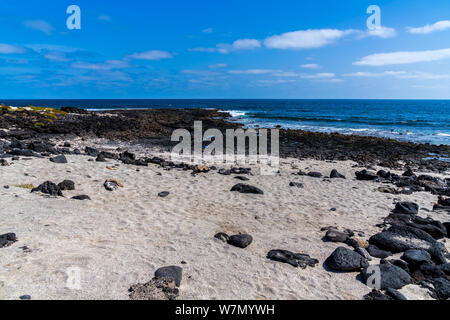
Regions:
[[50, 155, 68, 164], [234, 176, 249, 181], [392, 202, 419, 215], [58, 180, 75, 191], [325, 246, 369, 271], [330, 169, 346, 179], [72, 195, 91, 201], [401, 249, 431, 266], [367, 245, 392, 259], [360, 263, 413, 290], [154, 266, 182, 287], [31, 181, 63, 197], [0, 233, 17, 248], [289, 182, 304, 188], [230, 183, 263, 195], [355, 170, 378, 181], [214, 232, 229, 242], [267, 249, 319, 269], [158, 191, 170, 198], [227, 234, 253, 248]]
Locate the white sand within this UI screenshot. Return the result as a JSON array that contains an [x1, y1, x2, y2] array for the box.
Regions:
[[0, 148, 449, 300]]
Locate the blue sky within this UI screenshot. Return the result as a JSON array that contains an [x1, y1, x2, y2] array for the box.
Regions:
[[1, 0, 450, 99]]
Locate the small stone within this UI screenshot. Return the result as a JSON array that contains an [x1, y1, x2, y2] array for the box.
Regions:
[[58, 180, 75, 191], [214, 232, 229, 242], [355, 247, 372, 261], [230, 183, 263, 195], [227, 234, 253, 248], [289, 182, 304, 188], [158, 191, 170, 198], [0, 159, 9, 166], [31, 181, 63, 197], [72, 195, 91, 201], [307, 172, 322, 178], [355, 170, 378, 181], [330, 169, 346, 179], [192, 164, 209, 173], [325, 229, 349, 243], [50, 155, 68, 164], [0, 233, 17, 248], [104, 179, 123, 191], [19, 295, 31, 300], [234, 176, 249, 181]]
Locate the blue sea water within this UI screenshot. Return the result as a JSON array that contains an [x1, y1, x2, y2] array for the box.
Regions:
[[2, 99, 449, 145]]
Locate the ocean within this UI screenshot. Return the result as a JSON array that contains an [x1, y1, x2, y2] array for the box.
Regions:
[[2, 99, 449, 145]]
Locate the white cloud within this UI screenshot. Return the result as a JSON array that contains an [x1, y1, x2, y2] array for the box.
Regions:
[[72, 60, 130, 71], [407, 20, 450, 34], [255, 79, 296, 85], [228, 69, 279, 75], [264, 29, 355, 50], [128, 50, 173, 60], [300, 72, 336, 79], [344, 70, 450, 80], [300, 63, 320, 69], [208, 63, 227, 68], [0, 43, 25, 54], [44, 51, 71, 62], [189, 47, 217, 53], [354, 48, 450, 66], [366, 26, 397, 39], [217, 39, 261, 54], [202, 28, 213, 33], [24, 20, 54, 35]]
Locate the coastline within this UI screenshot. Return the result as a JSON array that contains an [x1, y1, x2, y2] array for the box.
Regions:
[[1, 107, 449, 300]]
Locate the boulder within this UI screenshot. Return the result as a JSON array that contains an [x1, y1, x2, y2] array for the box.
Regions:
[[330, 169, 346, 179], [392, 202, 419, 215], [325, 246, 369, 271], [325, 229, 349, 243], [360, 263, 412, 290], [154, 266, 182, 287], [367, 245, 392, 259], [289, 182, 303, 188], [355, 170, 378, 181], [230, 183, 263, 195], [31, 181, 63, 197], [401, 249, 432, 266]]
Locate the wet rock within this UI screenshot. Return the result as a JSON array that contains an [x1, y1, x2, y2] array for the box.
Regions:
[[289, 182, 303, 188], [392, 202, 419, 215], [325, 229, 349, 243], [367, 245, 392, 259], [230, 183, 263, 195], [158, 191, 170, 198], [325, 246, 369, 271], [234, 176, 250, 181], [267, 249, 319, 269], [0, 233, 17, 248], [50, 155, 67, 164], [31, 181, 63, 197], [401, 249, 432, 266], [154, 266, 182, 287], [58, 180, 75, 191], [214, 232, 229, 242], [72, 195, 91, 201], [360, 263, 413, 290], [355, 170, 378, 181], [129, 277, 179, 300], [369, 225, 447, 264], [330, 169, 346, 179], [104, 179, 123, 191], [227, 234, 253, 248]]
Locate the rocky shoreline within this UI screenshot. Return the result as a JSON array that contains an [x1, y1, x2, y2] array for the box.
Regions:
[[1, 106, 449, 172]]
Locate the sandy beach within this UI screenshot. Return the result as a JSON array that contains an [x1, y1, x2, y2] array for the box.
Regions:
[[1, 139, 449, 300]]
